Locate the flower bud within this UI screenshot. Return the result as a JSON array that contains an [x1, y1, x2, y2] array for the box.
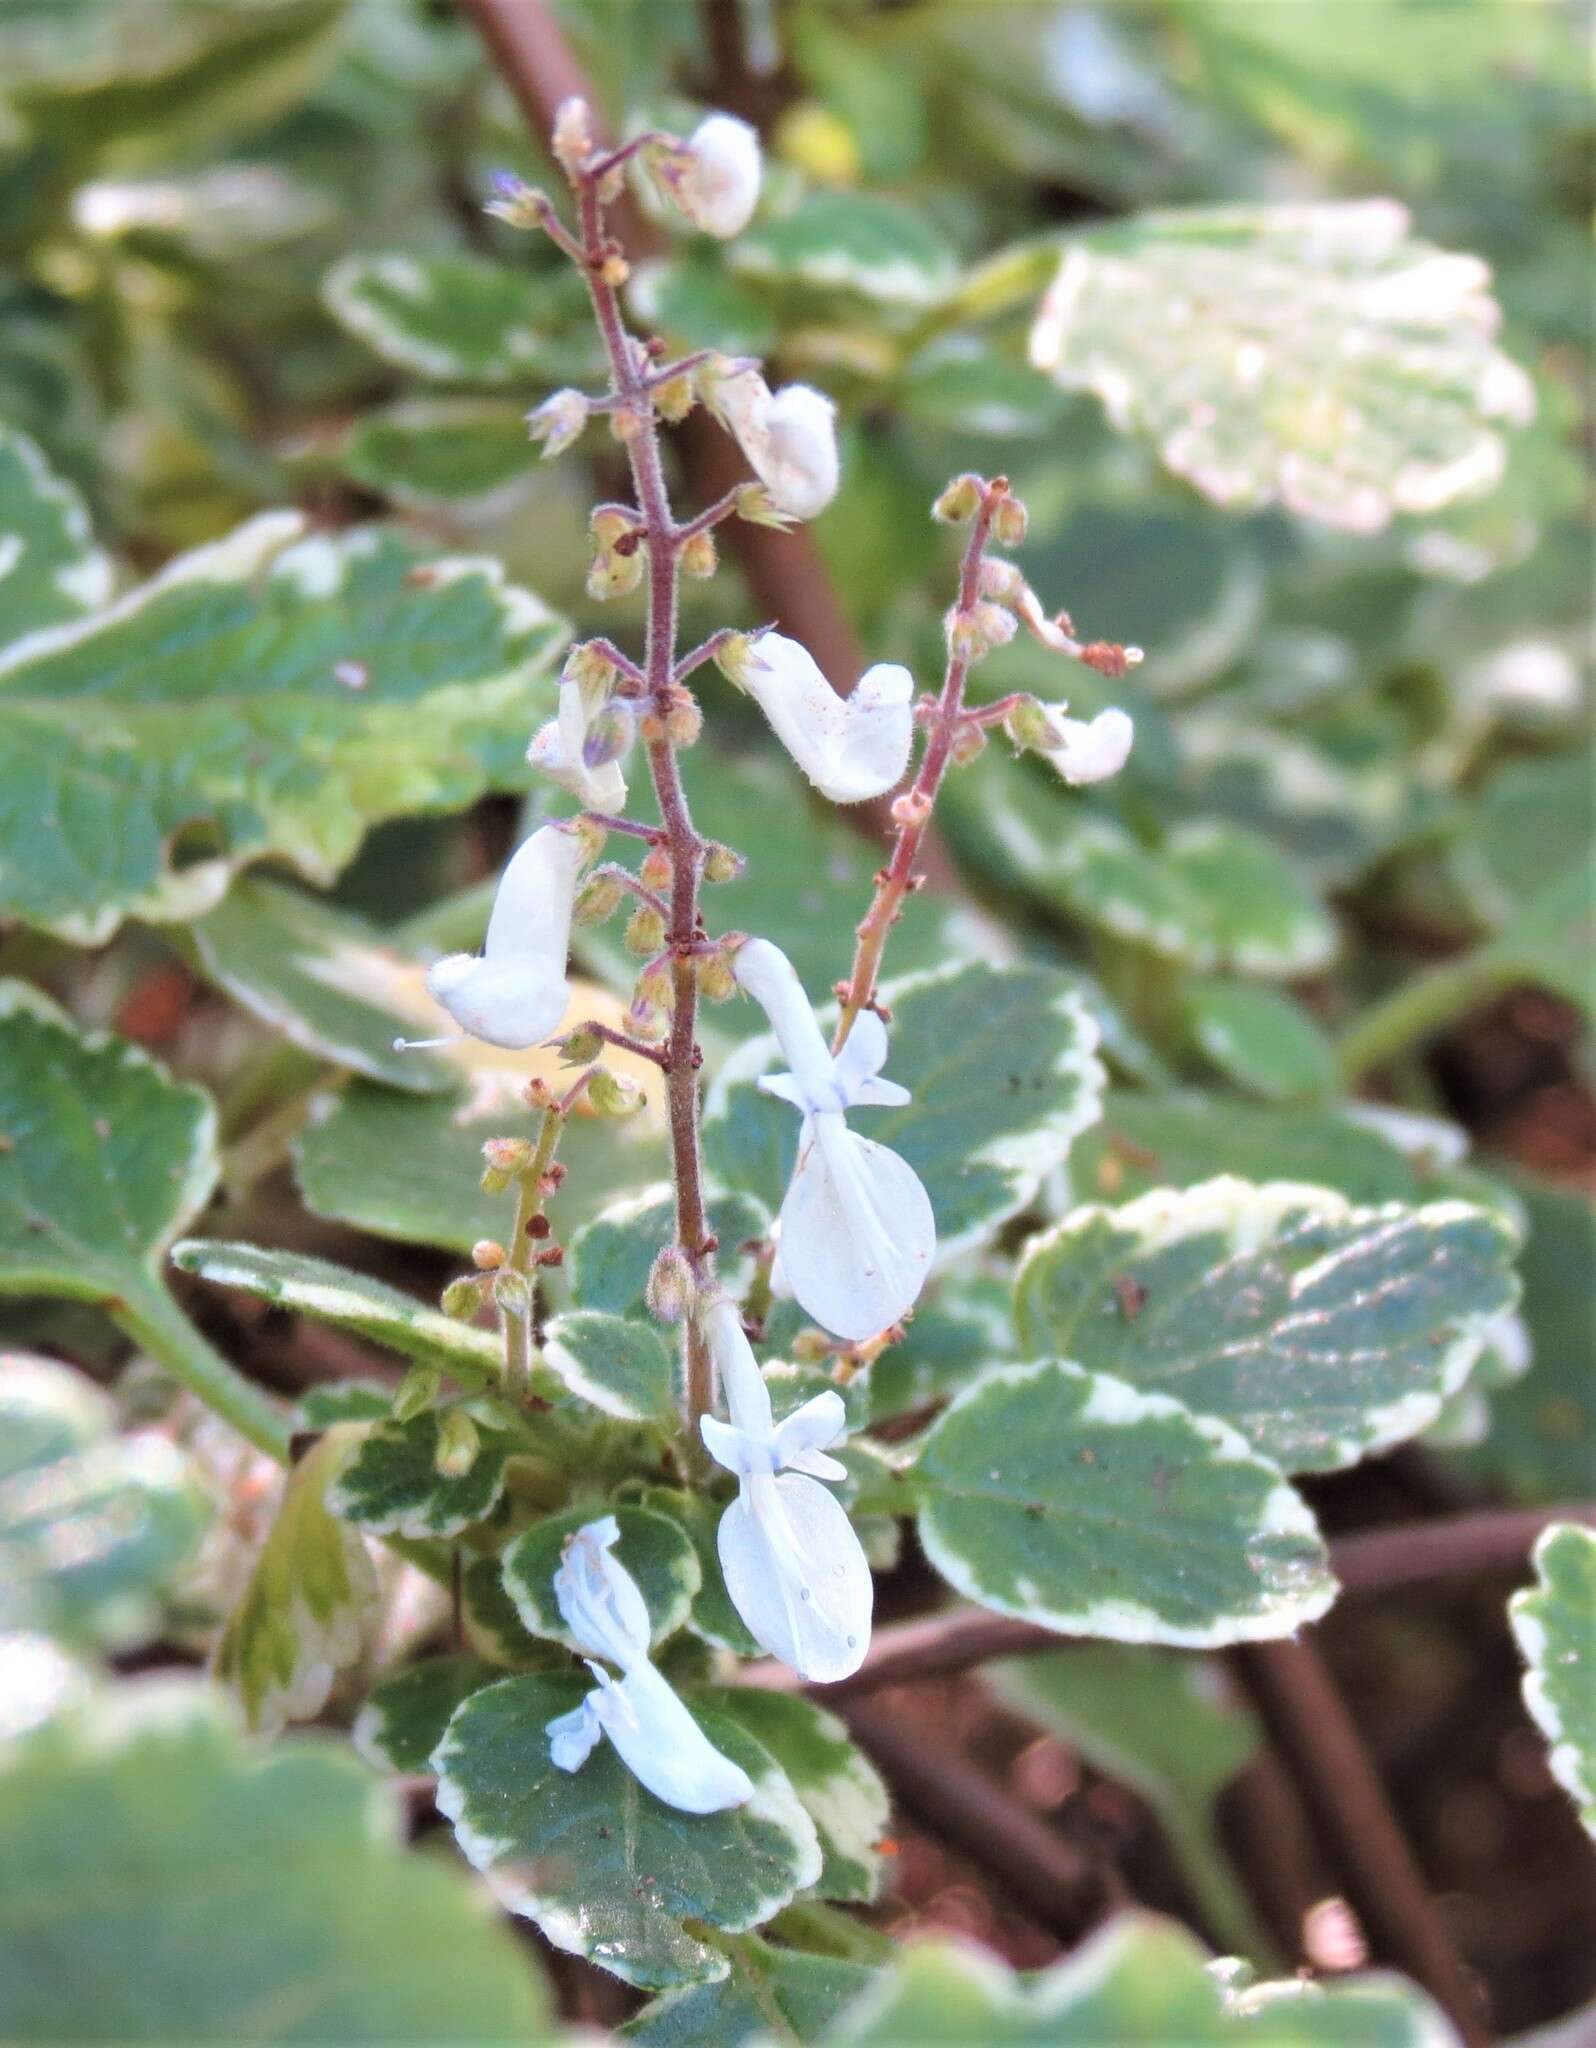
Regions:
[[665, 694, 703, 746], [1081, 640, 1144, 679], [588, 1067, 645, 1118], [733, 481, 796, 530], [588, 545, 643, 602], [713, 631, 757, 690], [569, 815, 608, 865], [1004, 696, 1055, 751], [559, 1024, 604, 1065], [645, 1245, 694, 1323], [932, 474, 983, 524], [485, 171, 545, 230], [526, 388, 588, 459], [978, 558, 1024, 603], [696, 950, 737, 1001], [587, 507, 644, 601], [625, 905, 667, 955], [551, 97, 593, 175], [992, 494, 1029, 548], [652, 374, 695, 423], [970, 601, 1017, 651], [493, 1269, 533, 1318], [790, 1328, 832, 1365], [483, 1137, 534, 1176], [434, 1408, 481, 1479], [471, 1239, 506, 1270], [640, 846, 673, 890], [636, 962, 673, 1011], [392, 1363, 442, 1422], [680, 529, 717, 579], [600, 252, 632, 287], [949, 721, 987, 765], [703, 841, 744, 883], [629, 999, 667, 1041], [566, 641, 619, 693], [441, 1276, 486, 1320], [575, 871, 625, 924]]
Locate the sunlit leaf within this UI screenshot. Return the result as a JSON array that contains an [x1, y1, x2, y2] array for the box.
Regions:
[[328, 1413, 512, 1541], [342, 398, 535, 512], [542, 1309, 677, 1425], [0, 422, 110, 640], [1510, 1522, 1596, 1839], [569, 1186, 769, 1319]]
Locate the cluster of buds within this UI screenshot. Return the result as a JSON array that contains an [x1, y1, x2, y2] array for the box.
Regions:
[[637, 684, 702, 749]]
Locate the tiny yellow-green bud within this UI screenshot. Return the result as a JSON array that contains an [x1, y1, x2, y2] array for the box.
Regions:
[[713, 632, 756, 690], [566, 642, 619, 693], [482, 1137, 534, 1176], [645, 1245, 694, 1323], [635, 962, 673, 1010], [664, 695, 703, 746], [569, 815, 608, 865], [480, 1164, 512, 1195], [949, 721, 988, 764], [624, 905, 667, 955], [733, 481, 796, 530], [588, 1066, 645, 1118], [434, 1408, 481, 1479], [1004, 696, 1055, 751], [790, 1327, 833, 1364], [575, 872, 625, 925], [639, 845, 673, 890], [559, 1024, 604, 1065], [696, 951, 737, 1001], [471, 1239, 506, 1271], [992, 494, 1029, 547], [652, 374, 695, 423], [441, 1276, 485, 1320], [703, 841, 744, 883], [392, 1363, 441, 1422], [680, 530, 717, 579], [933, 474, 983, 525]]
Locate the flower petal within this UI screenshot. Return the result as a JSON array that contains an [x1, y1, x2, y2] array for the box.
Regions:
[[734, 937, 838, 1110], [718, 1472, 872, 1682], [1038, 706, 1134, 786], [592, 1661, 754, 1813], [427, 823, 584, 1047], [738, 634, 910, 804], [551, 1515, 652, 1670], [778, 1114, 935, 1340], [674, 113, 761, 239], [424, 956, 570, 1050], [771, 1390, 848, 1468], [703, 1296, 775, 1441], [545, 1692, 604, 1773]]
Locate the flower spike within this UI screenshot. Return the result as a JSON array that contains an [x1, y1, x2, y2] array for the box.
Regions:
[[422, 823, 585, 1050], [734, 937, 934, 1340], [544, 1516, 753, 1813], [699, 1299, 872, 1681], [722, 631, 912, 805]]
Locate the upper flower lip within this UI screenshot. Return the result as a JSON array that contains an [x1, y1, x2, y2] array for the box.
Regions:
[[423, 822, 584, 1049], [734, 632, 913, 806]]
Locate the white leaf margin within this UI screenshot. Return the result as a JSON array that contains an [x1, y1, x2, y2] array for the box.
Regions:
[[1509, 1521, 1596, 1838]]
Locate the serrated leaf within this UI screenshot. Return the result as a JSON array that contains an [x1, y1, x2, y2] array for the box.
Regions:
[[328, 1412, 511, 1540], [293, 1078, 666, 1256], [731, 192, 957, 309], [503, 1503, 700, 1652], [639, 1486, 761, 1659], [706, 961, 1106, 1260], [625, 1938, 873, 2047], [823, 1910, 1454, 2044], [542, 1309, 677, 1424], [0, 1353, 200, 1649], [913, 1360, 1334, 1647], [570, 1186, 769, 1318], [1070, 1091, 1426, 1207], [0, 421, 110, 639], [1030, 201, 1533, 533], [213, 1426, 378, 1735], [186, 876, 452, 1092], [324, 252, 592, 384], [172, 1239, 502, 1387], [1510, 1522, 1596, 1838], [708, 1689, 890, 1904], [0, 1677, 551, 2044], [352, 1653, 499, 1775], [1182, 981, 1339, 1102], [1015, 1177, 1519, 1473], [434, 1672, 821, 1990], [342, 398, 535, 512], [0, 516, 565, 941]]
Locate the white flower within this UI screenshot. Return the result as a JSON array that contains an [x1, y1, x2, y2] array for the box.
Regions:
[[672, 113, 761, 238], [544, 1516, 753, 1813], [526, 387, 589, 458], [528, 670, 631, 811], [726, 631, 912, 804], [1034, 706, 1134, 786], [705, 366, 839, 521], [734, 937, 934, 1341], [422, 823, 583, 1050], [699, 1298, 872, 1681]]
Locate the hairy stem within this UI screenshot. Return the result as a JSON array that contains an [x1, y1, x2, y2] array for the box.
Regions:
[[501, 1104, 565, 1398], [571, 172, 717, 1438], [832, 482, 1004, 1051]]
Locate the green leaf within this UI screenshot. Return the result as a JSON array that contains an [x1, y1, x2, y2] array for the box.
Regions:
[[0, 421, 109, 640], [628, 254, 777, 356], [913, 1360, 1334, 1646], [342, 398, 536, 512], [822, 1909, 1453, 2044], [1163, 824, 1338, 978], [731, 192, 957, 309], [328, 1412, 511, 1540], [0, 1677, 552, 2044], [502, 1503, 700, 1652], [434, 1672, 821, 1990], [212, 1427, 378, 1735], [1182, 981, 1339, 1102], [570, 1186, 769, 1318], [639, 1486, 761, 1659], [185, 876, 453, 1092], [866, 1279, 1016, 1422], [294, 1079, 666, 1256], [353, 1653, 500, 1775], [461, 1553, 565, 1670], [1015, 1177, 1519, 1472], [0, 1353, 200, 1649], [899, 336, 1071, 439], [542, 1308, 677, 1424], [1070, 1091, 1427, 1207], [625, 1939, 873, 2047], [708, 1690, 890, 1904], [1510, 1522, 1596, 1838], [171, 1239, 502, 1387], [0, 515, 566, 941], [1031, 201, 1533, 533], [706, 961, 1106, 1258], [323, 252, 590, 384]]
